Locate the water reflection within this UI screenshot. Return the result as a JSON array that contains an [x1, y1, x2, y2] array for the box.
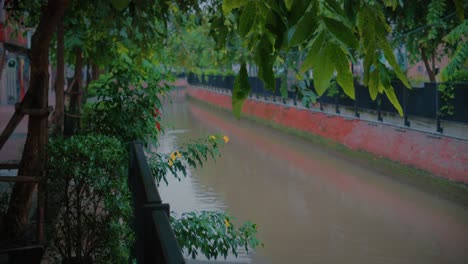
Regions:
[[158, 93, 468, 264]]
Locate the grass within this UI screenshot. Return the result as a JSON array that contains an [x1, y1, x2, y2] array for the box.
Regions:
[[186, 93, 468, 206]]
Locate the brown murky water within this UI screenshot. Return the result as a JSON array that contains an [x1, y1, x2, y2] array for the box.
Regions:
[[158, 92, 468, 264]]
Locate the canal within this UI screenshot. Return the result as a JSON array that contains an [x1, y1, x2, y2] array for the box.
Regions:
[[158, 91, 468, 264]]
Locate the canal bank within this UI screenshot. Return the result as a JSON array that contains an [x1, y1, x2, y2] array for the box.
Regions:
[[183, 86, 468, 204]]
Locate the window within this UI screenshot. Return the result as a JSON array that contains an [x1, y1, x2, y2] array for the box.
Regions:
[[417, 65, 423, 72]]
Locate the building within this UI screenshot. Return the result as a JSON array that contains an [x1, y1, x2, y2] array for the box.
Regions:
[[0, 0, 31, 105]]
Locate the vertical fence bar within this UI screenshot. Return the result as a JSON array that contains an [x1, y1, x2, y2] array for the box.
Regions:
[[403, 85, 410, 127], [354, 82, 360, 118], [377, 95, 383, 122], [435, 83, 443, 133], [335, 93, 340, 114]]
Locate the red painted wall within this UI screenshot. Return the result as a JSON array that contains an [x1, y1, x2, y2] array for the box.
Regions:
[[187, 86, 468, 182]]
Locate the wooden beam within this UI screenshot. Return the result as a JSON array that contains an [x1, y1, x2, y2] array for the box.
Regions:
[[15, 103, 53, 116], [0, 111, 25, 151], [0, 163, 20, 170], [0, 90, 32, 151], [0, 176, 39, 183]]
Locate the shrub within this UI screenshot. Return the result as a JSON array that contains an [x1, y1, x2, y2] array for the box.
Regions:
[[82, 61, 171, 144], [46, 134, 132, 264]]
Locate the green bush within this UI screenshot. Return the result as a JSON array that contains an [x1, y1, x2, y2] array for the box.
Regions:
[[46, 134, 132, 264], [171, 211, 261, 260], [82, 61, 171, 144]]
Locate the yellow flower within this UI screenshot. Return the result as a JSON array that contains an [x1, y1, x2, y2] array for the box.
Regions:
[[174, 151, 182, 158], [223, 135, 229, 143], [168, 158, 174, 167], [224, 218, 230, 228], [170, 152, 176, 161], [209, 135, 216, 140]]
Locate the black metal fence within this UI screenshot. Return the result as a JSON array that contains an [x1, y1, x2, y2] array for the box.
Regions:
[[128, 142, 185, 264], [187, 73, 468, 128]]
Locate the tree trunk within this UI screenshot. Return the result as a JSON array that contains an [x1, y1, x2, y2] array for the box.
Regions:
[[83, 62, 91, 101], [91, 63, 99, 81], [52, 21, 65, 136], [420, 47, 436, 82], [0, 44, 6, 80], [6, 0, 69, 239], [69, 48, 83, 113], [68, 48, 83, 133]]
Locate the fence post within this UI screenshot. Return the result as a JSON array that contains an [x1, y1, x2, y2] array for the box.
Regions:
[[403, 84, 410, 127], [435, 83, 443, 133], [377, 94, 383, 122], [293, 90, 297, 106], [354, 82, 360, 118], [335, 92, 340, 114]]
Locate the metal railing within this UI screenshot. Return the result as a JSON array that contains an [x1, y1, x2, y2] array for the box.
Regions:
[[187, 73, 468, 130], [128, 142, 185, 264]]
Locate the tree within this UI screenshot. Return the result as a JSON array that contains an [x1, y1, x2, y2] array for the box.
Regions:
[[386, 0, 466, 82], [201, 0, 412, 117], [3, 0, 463, 241], [4, 0, 70, 239], [2, 0, 197, 239]]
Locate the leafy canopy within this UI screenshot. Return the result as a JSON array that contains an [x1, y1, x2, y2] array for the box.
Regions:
[[208, 0, 464, 116]]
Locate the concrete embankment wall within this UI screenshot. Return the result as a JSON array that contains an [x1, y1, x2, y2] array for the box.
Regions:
[[186, 85, 468, 183]]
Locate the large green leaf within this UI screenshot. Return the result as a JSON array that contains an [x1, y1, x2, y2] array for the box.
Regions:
[[384, 86, 403, 116], [333, 46, 355, 99], [368, 67, 380, 100], [223, 0, 249, 15], [287, 0, 312, 25], [255, 35, 276, 90], [300, 31, 325, 72], [111, 0, 130, 10], [313, 43, 335, 96], [266, 9, 288, 49], [322, 16, 359, 50], [357, 7, 376, 86], [378, 37, 411, 88], [284, 0, 294, 11], [232, 63, 251, 119], [239, 2, 257, 37], [323, 0, 346, 18], [289, 2, 318, 46], [454, 0, 465, 21]]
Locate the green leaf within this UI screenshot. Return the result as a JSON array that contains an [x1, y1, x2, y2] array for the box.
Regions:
[[334, 46, 355, 99], [384, 86, 403, 116], [300, 31, 325, 73], [287, 0, 311, 25], [377, 37, 410, 88], [111, 0, 130, 10], [454, 0, 465, 21], [358, 7, 376, 86], [323, 0, 346, 18], [255, 35, 276, 90], [368, 67, 380, 100], [280, 77, 288, 98], [284, 0, 293, 11], [289, 2, 318, 46], [322, 16, 359, 50], [265, 8, 288, 49], [223, 0, 249, 15], [239, 2, 257, 37], [232, 63, 251, 118], [313, 43, 335, 96]]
